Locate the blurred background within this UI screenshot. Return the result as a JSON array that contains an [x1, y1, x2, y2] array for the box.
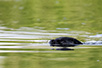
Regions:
[[1, 0, 102, 32], [0, 0, 102, 68]]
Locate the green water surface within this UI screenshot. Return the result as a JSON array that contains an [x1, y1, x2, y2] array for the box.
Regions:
[[0, 0, 102, 68]]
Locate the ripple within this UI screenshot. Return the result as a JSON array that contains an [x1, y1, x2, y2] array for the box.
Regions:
[[0, 26, 101, 50], [0, 50, 64, 53], [47, 58, 68, 61], [89, 34, 102, 38], [0, 46, 24, 48], [0, 39, 48, 43], [56, 28, 69, 30], [0, 43, 23, 45]]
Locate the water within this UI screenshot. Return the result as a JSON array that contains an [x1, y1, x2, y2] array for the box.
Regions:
[[0, 26, 102, 68], [0, 26, 92, 48], [0, 0, 102, 68]]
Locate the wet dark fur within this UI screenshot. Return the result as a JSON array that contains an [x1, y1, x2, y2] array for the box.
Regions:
[[49, 37, 82, 47]]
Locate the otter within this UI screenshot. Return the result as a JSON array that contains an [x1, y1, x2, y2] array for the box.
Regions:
[[49, 37, 82, 50]]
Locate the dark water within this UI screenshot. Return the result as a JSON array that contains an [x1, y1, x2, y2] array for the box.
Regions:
[[0, 0, 102, 68]]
